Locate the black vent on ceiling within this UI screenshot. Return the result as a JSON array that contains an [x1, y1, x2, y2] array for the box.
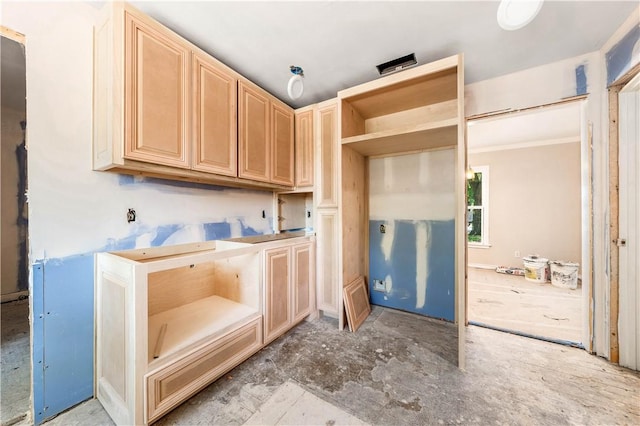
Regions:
[[376, 53, 417, 76]]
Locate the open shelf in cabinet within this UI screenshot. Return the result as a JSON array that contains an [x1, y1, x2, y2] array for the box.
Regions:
[[148, 297, 260, 365], [96, 240, 263, 425], [145, 249, 261, 365], [341, 117, 457, 156], [339, 56, 460, 156]]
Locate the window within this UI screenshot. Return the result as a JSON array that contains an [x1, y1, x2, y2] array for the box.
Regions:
[[467, 165, 489, 246]]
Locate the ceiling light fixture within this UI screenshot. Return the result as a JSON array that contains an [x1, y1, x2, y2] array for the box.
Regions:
[[466, 167, 475, 180], [287, 65, 304, 100], [497, 0, 544, 31]]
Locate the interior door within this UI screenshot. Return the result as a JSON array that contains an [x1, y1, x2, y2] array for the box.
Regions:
[[618, 73, 640, 370]]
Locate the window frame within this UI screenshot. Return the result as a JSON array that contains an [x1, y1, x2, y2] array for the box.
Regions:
[[467, 165, 490, 247]]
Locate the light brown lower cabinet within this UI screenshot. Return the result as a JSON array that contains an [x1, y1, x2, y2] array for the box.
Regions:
[[96, 237, 315, 425], [264, 241, 314, 345], [146, 318, 262, 423]]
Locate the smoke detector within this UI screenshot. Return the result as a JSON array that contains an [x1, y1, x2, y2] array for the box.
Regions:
[[376, 53, 417, 76]]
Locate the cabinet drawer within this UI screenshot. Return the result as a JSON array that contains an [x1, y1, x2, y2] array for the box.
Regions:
[[146, 318, 262, 423]]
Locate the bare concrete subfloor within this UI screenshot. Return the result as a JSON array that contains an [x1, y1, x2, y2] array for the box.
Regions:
[[469, 267, 582, 343], [44, 306, 639, 426], [1, 298, 30, 426]]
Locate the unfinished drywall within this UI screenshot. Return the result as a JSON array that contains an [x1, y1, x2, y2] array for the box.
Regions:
[[4, 3, 274, 262], [468, 142, 582, 271], [605, 23, 640, 85], [465, 52, 601, 117], [1, 2, 273, 422], [368, 150, 455, 321], [1, 106, 27, 297]]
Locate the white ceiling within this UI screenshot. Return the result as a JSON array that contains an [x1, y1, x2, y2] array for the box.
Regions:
[[130, 0, 637, 109], [1, 1, 635, 144]]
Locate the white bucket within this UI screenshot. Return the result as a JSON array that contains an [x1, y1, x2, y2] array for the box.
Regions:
[[550, 261, 580, 289], [523, 255, 549, 283]]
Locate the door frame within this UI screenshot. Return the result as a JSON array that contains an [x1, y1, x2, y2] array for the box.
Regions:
[[608, 64, 640, 364], [465, 95, 591, 348]]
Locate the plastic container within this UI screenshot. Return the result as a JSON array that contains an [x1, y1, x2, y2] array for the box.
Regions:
[[523, 255, 549, 283], [550, 261, 580, 289]]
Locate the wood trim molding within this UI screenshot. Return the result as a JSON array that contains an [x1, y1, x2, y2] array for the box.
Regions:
[[466, 94, 588, 122], [1, 25, 25, 43], [607, 65, 639, 363], [608, 85, 621, 364], [609, 62, 640, 88]]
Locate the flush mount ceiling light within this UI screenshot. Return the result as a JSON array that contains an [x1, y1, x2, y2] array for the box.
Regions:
[[287, 65, 304, 100], [497, 0, 544, 31]]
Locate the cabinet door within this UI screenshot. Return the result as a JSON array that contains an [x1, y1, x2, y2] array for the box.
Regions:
[[316, 101, 338, 207], [264, 247, 291, 344], [238, 81, 270, 183], [295, 109, 314, 188], [292, 243, 313, 323], [271, 102, 295, 186], [146, 318, 262, 424], [192, 53, 237, 176], [124, 12, 190, 168], [316, 211, 339, 315]]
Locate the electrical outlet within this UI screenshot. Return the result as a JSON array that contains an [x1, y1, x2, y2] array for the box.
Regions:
[[514, 250, 520, 258], [373, 279, 385, 292]]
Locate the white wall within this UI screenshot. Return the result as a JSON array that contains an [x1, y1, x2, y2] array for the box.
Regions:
[[369, 150, 455, 221], [1, 2, 274, 263], [468, 142, 582, 269]]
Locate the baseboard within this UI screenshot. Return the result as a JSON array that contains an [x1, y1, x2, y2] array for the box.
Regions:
[[1, 290, 29, 303], [468, 263, 497, 270]]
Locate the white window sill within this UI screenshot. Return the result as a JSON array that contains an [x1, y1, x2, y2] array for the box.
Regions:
[[468, 243, 491, 249]]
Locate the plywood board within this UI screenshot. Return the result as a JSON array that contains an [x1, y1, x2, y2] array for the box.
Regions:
[[342, 119, 457, 157], [365, 99, 458, 135], [147, 295, 259, 363], [343, 276, 371, 332], [338, 58, 458, 118], [341, 147, 367, 285]]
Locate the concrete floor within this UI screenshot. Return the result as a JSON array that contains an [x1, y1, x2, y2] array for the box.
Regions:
[[41, 306, 639, 426], [468, 267, 582, 343], [1, 298, 30, 426]]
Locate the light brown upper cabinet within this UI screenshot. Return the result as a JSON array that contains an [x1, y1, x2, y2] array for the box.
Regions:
[[315, 100, 338, 208], [294, 107, 314, 188], [238, 81, 270, 183], [271, 102, 295, 186], [238, 79, 294, 186], [124, 10, 190, 169], [94, 2, 294, 190], [192, 51, 237, 177]]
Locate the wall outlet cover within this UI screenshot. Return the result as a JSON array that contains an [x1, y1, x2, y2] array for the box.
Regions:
[[373, 279, 385, 292]]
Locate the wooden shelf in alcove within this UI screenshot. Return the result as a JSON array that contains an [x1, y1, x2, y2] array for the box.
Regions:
[[341, 117, 458, 157], [147, 295, 260, 364]]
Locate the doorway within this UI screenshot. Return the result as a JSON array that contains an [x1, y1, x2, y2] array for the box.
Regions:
[[466, 100, 587, 346], [1, 30, 30, 425]]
